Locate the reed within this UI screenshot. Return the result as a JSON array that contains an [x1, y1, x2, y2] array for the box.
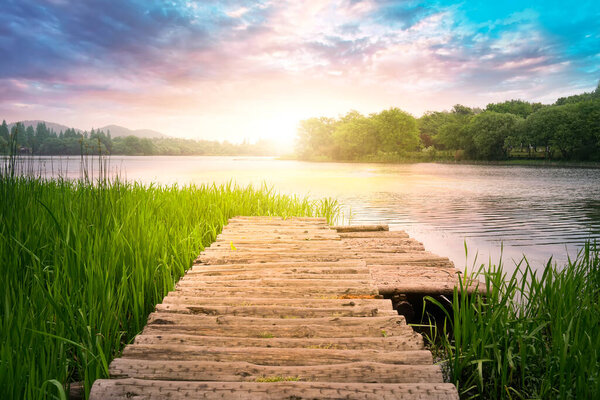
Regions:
[[424, 244, 600, 399], [0, 172, 340, 399]]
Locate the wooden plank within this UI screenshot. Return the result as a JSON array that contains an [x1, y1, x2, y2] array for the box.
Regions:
[[212, 235, 341, 243], [211, 239, 344, 246], [208, 243, 349, 251], [90, 379, 460, 400], [175, 279, 374, 290], [230, 216, 328, 222], [180, 273, 373, 281], [198, 254, 348, 264], [191, 260, 366, 270], [154, 304, 397, 318], [333, 225, 389, 232], [364, 256, 454, 267], [339, 231, 409, 238], [169, 286, 380, 298], [109, 360, 441, 383], [160, 296, 392, 309], [132, 334, 424, 351], [343, 237, 423, 247], [187, 267, 371, 276], [120, 344, 433, 365], [145, 314, 406, 328], [143, 313, 413, 338], [217, 229, 337, 235]]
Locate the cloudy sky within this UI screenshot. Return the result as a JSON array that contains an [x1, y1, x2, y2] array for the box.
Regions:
[[1, 0, 598, 146]]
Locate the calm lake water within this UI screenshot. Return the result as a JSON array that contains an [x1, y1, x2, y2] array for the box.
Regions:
[[23, 156, 600, 273]]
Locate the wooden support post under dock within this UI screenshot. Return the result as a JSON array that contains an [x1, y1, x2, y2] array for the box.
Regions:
[[90, 217, 467, 399]]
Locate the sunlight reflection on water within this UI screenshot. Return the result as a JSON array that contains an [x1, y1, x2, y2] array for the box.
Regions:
[[23, 156, 600, 273]]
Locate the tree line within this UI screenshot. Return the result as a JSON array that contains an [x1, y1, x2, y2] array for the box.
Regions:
[[296, 83, 600, 162], [0, 122, 277, 156]]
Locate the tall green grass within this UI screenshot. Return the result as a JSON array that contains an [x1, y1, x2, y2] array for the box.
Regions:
[[425, 244, 600, 399], [0, 172, 340, 399]]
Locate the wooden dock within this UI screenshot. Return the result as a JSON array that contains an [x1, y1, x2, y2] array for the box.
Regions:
[[91, 217, 463, 399]]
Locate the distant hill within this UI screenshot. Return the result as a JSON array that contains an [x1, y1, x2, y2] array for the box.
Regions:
[[99, 125, 167, 139], [6, 120, 168, 139], [7, 120, 83, 134]]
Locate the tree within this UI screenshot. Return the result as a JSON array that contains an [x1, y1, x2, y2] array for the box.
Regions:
[[296, 117, 337, 159], [468, 112, 522, 160], [332, 111, 378, 160], [0, 120, 9, 143], [139, 138, 155, 155], [372, 108, 420, 153], [523, 106, 573, 159], [433, 106, 476, 153], [418, 111, 452, 148], [571, 99, 600, 160], [486, 99, 543, 118]]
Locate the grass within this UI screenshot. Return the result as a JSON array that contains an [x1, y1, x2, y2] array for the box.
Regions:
[[423, 244, 600, 399], [0, 161, 341, 399]]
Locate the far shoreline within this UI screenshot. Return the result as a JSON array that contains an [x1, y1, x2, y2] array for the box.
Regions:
[[5, 153, 600, 169], [277, 155, 600, 169]]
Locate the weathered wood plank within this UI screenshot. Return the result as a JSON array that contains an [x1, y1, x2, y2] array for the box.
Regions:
[[187, 267, 371, 277], [191, 260, 366, 270], [160, 296, 392, 309], [181, 273, 372, 281], [120, 344, 433, 365], [141, 316, 412, 338], [154, 304, 397, 318], [90, 379, 459, 400], [339, 231, 409, 238], [230, 216, 328, 222], [145, 314, 406, 328], [170, 286, 380, 298], [132, 334, 424, 350], [176, 277, 374, 288], [332, 225, 389, 232], [109, 360, 441, 383]]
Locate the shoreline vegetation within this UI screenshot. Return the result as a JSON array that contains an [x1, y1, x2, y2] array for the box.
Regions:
[[0, 122, 279, 157], [0, 159, 341, 399], [280, 153, 600, 169], [296, 84, 600, 164], [423, 244, 600, 399]]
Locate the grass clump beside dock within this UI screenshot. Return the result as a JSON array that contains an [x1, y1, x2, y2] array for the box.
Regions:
[[0, 173, 340, 399], [425, 244, 600, 399]]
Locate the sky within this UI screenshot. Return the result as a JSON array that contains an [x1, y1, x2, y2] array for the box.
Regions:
[[0, 0, 599, 147]]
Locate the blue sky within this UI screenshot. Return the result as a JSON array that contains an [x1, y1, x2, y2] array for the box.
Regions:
[[0, 0, 598, 143]]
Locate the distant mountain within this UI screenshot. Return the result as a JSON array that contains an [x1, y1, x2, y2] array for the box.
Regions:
[[6, 120, 168, 139], [7, 120, 83, 134], [99, 125, 167, 139]]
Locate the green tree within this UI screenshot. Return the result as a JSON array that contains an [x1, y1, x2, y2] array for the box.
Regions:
[[468, 111, 522, 160], [296, 117, 337, 159], [486, 99, 543, 118], [524, 106, 569, 159], [331, 111, 378, 160], [418, 111, 452, 148], [571, 99, 600, 160], [139, 138, 155, 155], [372, 108, 420, 153], [434, 105, 476, 154], [0, 120, 9, 143]]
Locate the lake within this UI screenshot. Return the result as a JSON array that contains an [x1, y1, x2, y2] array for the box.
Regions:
[[23, 155, 600, 273]]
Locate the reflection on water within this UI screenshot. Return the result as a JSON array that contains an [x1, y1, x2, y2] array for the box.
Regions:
[[19, 156, 600, 272]]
